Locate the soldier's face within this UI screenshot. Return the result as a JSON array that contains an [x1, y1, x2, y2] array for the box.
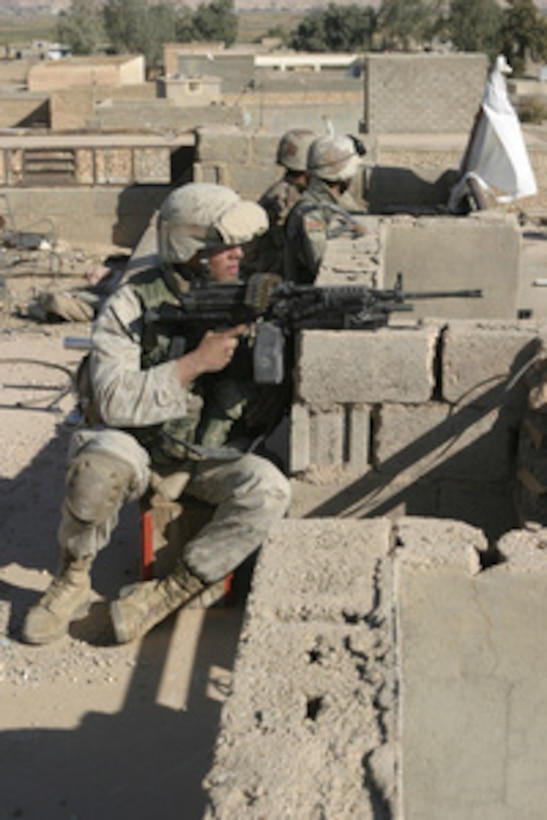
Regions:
[[207, 244, 244, 283]]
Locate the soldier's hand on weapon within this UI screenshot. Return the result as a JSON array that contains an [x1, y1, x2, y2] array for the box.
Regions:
[[176, 324, 249, 384], [199, 324, 248, 371]]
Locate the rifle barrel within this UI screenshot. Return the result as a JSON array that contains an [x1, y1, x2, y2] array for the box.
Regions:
[[404, 289, 483, 300]]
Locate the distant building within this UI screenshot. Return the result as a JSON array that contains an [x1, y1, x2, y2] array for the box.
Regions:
[[27, 55, 145, 92], [157, 74, 222, 106]]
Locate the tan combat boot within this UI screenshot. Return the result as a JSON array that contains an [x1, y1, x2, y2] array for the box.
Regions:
[[110, 564, 207, 644], [22, 554, 93, 644]]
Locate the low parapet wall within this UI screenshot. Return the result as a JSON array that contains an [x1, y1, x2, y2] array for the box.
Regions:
[[1, 123, 545, 247], [289, 318, 547, 541], [204, 517, 547, 819], [317, 212, 521, 320], [195, 124, 547, 215]]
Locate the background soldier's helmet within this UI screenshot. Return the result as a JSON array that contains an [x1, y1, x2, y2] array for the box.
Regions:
[[157, 182, 268, 290], [276, 129, 317, 173], [307, 134, 366, 183]]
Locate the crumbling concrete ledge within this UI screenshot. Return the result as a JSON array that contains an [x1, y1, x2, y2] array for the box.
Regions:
[[203, 517, 547, 819]]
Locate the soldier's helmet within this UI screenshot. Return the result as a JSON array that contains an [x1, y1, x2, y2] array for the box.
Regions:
[[157, 182, 268, 290], [276, 129, 316, 173], [307, 134, 366, 183]]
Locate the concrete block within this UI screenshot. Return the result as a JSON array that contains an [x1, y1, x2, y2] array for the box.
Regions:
[[375, 402, 517, 481], [207, 512, 547, 818], [227, 164, 276, 201], [383, 214, 521, 320], [442, 319, 543, 406], [497, 528, 547, 569], [295, 326, 438, 408], [250, 132, 281, 166], [289, 402, 310, 474], [248, 518, 393, 623], [310, 406, 344, 466], [193, 162, 223, 185], [374, 400, 447, 470], [196, 125, 250, 165], [206, 620, 390, 820], [205, 517, 396, 818], [347, 404, 371, 473], [395, 519, 547, 820], [395, 516, 487, 570]]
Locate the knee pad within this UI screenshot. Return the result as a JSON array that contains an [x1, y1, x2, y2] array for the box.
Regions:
[[65, 451, 135, 524]]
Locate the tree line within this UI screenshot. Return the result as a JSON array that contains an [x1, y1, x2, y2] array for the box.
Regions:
[[58, 0, 547, 76]]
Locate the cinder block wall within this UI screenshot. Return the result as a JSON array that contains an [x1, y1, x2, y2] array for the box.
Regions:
[[364, 53, 488, 135], [290, 319, 547, 541], [316, 212, 521, 320]]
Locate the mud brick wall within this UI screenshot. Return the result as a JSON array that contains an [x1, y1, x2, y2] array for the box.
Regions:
[[290, 319, 547, 541]]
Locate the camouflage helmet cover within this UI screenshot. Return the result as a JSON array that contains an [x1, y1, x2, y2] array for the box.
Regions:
[[307, 134, 365, 183], [157, 182, 268, 280], [276, 128, 316, 172]]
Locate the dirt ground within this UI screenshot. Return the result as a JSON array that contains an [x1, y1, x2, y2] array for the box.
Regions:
[[0, 252, 250, 820]]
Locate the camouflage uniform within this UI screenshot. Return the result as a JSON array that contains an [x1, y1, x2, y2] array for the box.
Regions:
[[284, 133, 366, 284], [244, 128, 315, 277], [23, 183, 290, 645], [284, 177, 364, 284], [60, 268, 289, 583], [247, 175, 305, 275]]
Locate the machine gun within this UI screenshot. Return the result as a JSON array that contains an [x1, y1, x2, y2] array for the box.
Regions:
[[149, 273, 482, 385]]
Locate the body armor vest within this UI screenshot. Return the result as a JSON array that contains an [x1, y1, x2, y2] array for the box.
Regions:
[[131, 267, 255, 464], [83, 267, 255, 465]]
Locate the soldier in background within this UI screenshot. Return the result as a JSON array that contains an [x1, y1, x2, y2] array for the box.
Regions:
[[243, 128, 316, 276], [22, 182, 290, 646], [284, 133, 367, 284]]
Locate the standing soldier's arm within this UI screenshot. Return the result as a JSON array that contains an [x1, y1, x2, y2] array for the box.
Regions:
[[285, 206, 326, 284]]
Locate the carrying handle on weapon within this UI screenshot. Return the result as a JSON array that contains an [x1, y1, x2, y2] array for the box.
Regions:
[[244, 273, 283, 314]]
